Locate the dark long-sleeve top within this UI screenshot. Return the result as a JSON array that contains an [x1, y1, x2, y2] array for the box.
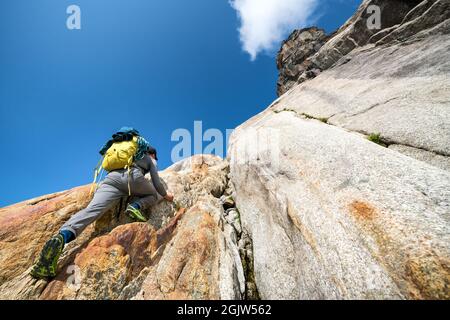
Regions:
[[134, 154, 167, 197]]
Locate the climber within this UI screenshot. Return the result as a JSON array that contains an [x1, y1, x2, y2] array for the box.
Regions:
[[30, 127, 174, 280]]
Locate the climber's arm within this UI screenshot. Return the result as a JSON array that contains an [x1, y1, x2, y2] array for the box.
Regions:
[[148, 158, 168, 197]]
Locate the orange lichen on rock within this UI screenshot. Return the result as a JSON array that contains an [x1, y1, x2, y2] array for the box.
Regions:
[[136, 206, 221, 300], [40, 208, 187, 300], [0, 185, 92, 285], [349, 200, 377, 220]]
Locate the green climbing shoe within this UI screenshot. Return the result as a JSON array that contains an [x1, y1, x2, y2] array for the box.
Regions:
[[125, 204, 147, 222], [30, 234, 64, 279]]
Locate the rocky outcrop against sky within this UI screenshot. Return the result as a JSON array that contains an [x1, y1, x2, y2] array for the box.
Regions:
[[228, 0, 449, 299], [277, 0, 450, 97], [276, 27, 329, 96], [275, 0, 450, 171]]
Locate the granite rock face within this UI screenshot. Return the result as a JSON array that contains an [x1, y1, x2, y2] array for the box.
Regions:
[[228, 110, 450, 300], [229, 0, 450, 299], [275, 0, 450, 168]]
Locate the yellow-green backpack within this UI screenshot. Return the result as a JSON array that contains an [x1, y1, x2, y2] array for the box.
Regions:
[[102, 136, 138, 171], [90, 136, 138, 195]]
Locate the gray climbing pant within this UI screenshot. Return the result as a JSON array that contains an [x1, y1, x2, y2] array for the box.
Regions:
[[60, 168, 162, 237]]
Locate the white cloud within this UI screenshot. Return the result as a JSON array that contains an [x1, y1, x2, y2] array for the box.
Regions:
[[230, 0, 319, 60]]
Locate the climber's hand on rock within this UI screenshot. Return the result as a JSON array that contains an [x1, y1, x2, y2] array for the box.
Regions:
[[164, 193, 174, 202]]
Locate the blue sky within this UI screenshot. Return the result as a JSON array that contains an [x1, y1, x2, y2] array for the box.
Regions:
[[0, 0, 360, 207]]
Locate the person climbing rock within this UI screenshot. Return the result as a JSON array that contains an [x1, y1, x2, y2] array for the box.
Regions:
[[30, 127, 174, 280]]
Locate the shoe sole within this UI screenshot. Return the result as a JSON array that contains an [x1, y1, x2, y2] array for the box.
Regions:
[[30, 236, 63, 279]]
